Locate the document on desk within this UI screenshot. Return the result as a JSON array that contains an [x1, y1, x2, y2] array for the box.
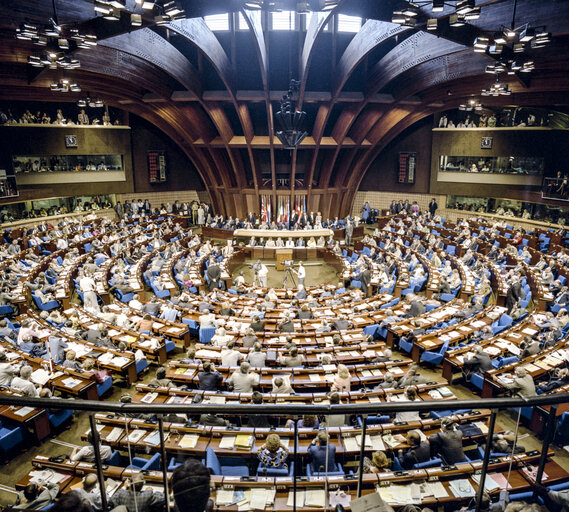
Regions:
[[126, 429, 146, 443], [219, 435, 236, 449], [472, 473, 500, 491], [471, 320, 487, 328], [106, 427, 124, 443], [425, 481, 448, 499], [522, 327, 538, 336], [29, 469, 66, 485], [31, 368, 51, 386], [287, 490, 305, 508], [343, 436, 359, 451], [309, 374, 322, 382], [449, 479, 475, 498], [249, 488, 268, 510], [144, 430, 161, 446], [110, 356, 130, 367], [14, 406, 35, 417], [216, 489, 235, 505], [179, 434, 199, 449], [141, 392, 158, 403], [356, 435, 373, 449], [305, 489, 326, 508], [235, 434, 253, 448], [370, 435, 385, 451], [62, 377, 82, 388]]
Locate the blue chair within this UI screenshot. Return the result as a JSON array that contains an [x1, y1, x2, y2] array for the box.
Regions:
[[48, 409, 74, 429], [356, 416, 391, 427], [32, 294, 59, 311], [165, 339, 176, 354], [127, 452, 161, 470], [206, 447, 249, 476], [104, 451, 122, 466], [430, 409, 471, 419], [306, 462, 344, 477], [182, 318, 200, 336], [168, 456, 184, 471], [136, 358, 149, 374], [363, 324, 380, 339], [420, 340, 449, 365], [257, 461, 294, 477], [151, 283, 170, 299], [399, 337, 413, 354], [199, 327, 216, 345], [439, 293, 455, 303], [0, 420, 24, 455], [97, 375, 113, 397], [470, 373, 484, 391], [350, 280, 362, 289], [413, 457, 443, 469], [115, 289, 134, 303], [0, 305, 15, 316]]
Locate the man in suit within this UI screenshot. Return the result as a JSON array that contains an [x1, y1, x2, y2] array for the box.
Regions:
[[555, 286, 569, 307], [361, 265, 371, 297], [345, 221, 354, 246], [42, 335, 68, 364], [504, 367, 536, 397], [289, 212, 298, 229], [16, 482, 59, 510], [332, 315, 351, 331], [206, 258, 221, 291], [505, 279, 524, 314], [307, 431, 337, 473], [397, 430, 431, 469], [429, 198, 438, 217], [462, 346, 492, 381]]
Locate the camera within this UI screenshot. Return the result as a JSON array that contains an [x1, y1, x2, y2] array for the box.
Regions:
[[283, 260, 294, 268]]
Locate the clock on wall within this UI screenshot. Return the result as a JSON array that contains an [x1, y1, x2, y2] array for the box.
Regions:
[[481, 136, 493, 149], [65, 135, 78, 148]]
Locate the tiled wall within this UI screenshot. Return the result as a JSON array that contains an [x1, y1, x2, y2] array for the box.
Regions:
[[117, 190, 209, 208]]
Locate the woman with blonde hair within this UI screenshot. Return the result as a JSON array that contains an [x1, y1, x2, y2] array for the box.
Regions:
[[362, 450, 391, 473], [331, 364, 351, 393], [257, 433, 288, 469]]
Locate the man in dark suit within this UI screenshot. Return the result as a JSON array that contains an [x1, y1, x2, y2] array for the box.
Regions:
[[429, 198, 438, 217], [397, 430, 431, 469], [505, 279, 524, 314], [462, 346, 492, 381], [206, 259, 221, 291], [361, 266, 371, 297], [289, 212, 299, 229]]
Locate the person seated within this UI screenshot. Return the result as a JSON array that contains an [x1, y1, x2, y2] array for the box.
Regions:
[[179, 348, 202, 365], [250, 315, 265, 332], [362, 450, 391, 473], [539, 368, 569, 393], [70, 430, 113, 462], [504, 367, 536, 397], [198, 361, 223, 391], [272, 375, 294, 394], [62, 350, 82, 371], [109, 473, 165, 512], [221, 340, 243, 367], [298, 303, 313, 319], [307, 431, 337, 473], [462, 346, 493, 381], [394, 386, 421, 423], [11, 365, 40, 397], [227, 362, 259, 392], [16, 482, 60, 510], [330, 364, 351, 393], [172, 459, 212, 512], [150, 367, 176, 388], [397, 430, 431, 469], [257, 433, 289, 470], [325, 392, 347, 427], [279, 347, 303, 367], [397, 365, 429, 388], [429, 416, 466, 465], [247, 342, 267, 368]]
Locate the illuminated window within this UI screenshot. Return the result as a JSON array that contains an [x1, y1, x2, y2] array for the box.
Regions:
[[271, 10, 295, 30], [337, 14, 361, 32], [204, 14, 229, 31], [237, 12, 248, 29]]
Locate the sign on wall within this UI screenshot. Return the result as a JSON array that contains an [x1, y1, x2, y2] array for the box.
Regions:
[[398, 152, 416, 183], [148, 150, 166, 183]]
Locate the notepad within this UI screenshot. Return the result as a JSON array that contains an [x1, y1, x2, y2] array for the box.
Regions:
[[14, 406, 35, 417], [127, 429, 146, 443], [31, 369, 51, 386], [343, 437, 359, 451], [249, 488, 268, 510], [235, 434, 253, 448], [305, 490, 326, 508], [179, 434, 199, 448], [449, 479, 475, 498], [219, 435, 236, 449], [141, 392, 158, 404], [144, 430, 161, 446], [216, 489, 235, 505], [287, 490, 305, 508], [62, 377, 82, 388]]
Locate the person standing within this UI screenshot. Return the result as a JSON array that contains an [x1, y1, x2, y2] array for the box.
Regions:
[[114, 201, 123, 220], [345, 220, 353, 246], [258, 261, 269, 288], [429, 198, 438, 217], [80, 270, 99, 313], [296, 262, 306, 287]]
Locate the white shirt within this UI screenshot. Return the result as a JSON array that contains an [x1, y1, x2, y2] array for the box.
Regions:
[[80, 276, 96, 293]]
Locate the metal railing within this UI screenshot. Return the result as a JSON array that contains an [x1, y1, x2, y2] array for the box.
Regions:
[[4, 392, 568, 512]]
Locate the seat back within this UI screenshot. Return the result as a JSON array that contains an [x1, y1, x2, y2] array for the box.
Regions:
[[206, 447, 221, 475]]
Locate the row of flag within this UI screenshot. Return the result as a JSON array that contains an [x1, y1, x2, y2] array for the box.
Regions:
[[260, 195, 307, 223]]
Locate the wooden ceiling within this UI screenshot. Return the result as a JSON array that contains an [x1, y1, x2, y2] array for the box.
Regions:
[[1, 0, 569, 217]]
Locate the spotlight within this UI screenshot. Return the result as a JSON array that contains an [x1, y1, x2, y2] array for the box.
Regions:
[[449, 14, 465, 27], [103, 7, 121, 20], [109, 0, 126, 8], [519, 27, 535, 42], [154, 15, 170, 25], [456, 0, 475, 15], [401, 3, 420, 16], [164, 1, 183, 16], [473, 36, 489, 51], [244, 0, 263, 8], [142, 1, 155, 9], [77, 99, 87, 107], [28, 56, 42, 67], [131, 13, 142, 26], [432, 0, 444, 12], [94, 1, 112, 14], [321, 0, 339, 10], [488, 44, 504, 55], [493, 32, 507, 44], [504, 27, 517, 39], [391, 11, 407, 24], [84, 34, 97, 46], [33, 36, 48, 46], [58, 38, 69, 49], [426, 18, 438, 30], [464, 7, 480, 20], [45, 17, 62, 36], [70, 82, 82, 92], [513, 43, 525, 53], [296, 1, 310, 13]]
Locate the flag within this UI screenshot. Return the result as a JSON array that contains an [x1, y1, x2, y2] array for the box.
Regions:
[[260, 196, 266, 223]]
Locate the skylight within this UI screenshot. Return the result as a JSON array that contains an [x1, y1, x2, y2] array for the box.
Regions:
[[337, 14, 361, 33], [204, 14, 229, 31], [271, 10, 295, 30]]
